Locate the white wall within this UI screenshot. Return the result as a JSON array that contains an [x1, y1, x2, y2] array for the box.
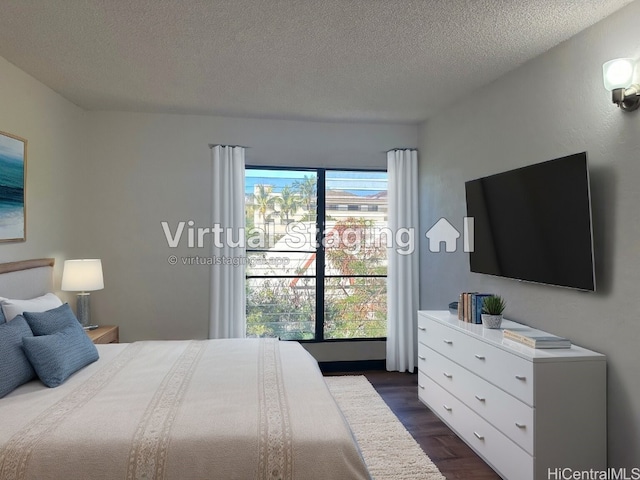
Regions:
[[419, 1, 640, 467], [77, 112, 417, 361], [0, 51, 416, 362], [0, 56, 84, 289]]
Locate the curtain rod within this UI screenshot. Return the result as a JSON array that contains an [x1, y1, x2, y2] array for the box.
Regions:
[[385, 147, 418, 153], [208, 144, 251, 149]]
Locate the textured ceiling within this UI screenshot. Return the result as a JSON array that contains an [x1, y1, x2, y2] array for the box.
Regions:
[[0, 0, 634, 123]]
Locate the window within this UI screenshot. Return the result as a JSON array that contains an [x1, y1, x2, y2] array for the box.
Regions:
[[245, 168, 388, 341]]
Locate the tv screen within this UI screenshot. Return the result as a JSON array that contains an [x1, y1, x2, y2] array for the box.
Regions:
[[465, 152, 596, 291]]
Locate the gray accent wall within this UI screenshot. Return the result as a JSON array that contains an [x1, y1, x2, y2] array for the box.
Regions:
[[419, 1, 640, 467]]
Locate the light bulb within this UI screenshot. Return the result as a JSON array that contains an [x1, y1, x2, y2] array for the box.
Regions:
[[603, 58, 635, 91]]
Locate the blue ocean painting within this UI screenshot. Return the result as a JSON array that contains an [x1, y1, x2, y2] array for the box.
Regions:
[[0, 132, 25, 240]]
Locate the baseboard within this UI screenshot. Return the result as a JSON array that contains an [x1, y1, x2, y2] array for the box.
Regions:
[[319, 359, 386, 373]]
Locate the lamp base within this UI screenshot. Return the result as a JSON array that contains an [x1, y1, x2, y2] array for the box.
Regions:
[[76, 293, 92, 327]]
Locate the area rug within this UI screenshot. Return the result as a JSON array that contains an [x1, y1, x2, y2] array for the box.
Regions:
[[325, 375, 446, 480]]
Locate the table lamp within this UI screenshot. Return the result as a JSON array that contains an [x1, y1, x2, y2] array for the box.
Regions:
[[61, 259, 104, 328]]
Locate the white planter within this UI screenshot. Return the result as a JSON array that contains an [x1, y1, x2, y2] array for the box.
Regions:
[[481, 314, 503, 329]]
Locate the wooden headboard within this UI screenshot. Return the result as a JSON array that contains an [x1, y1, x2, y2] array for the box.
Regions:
[[0, 258, 55, 299]]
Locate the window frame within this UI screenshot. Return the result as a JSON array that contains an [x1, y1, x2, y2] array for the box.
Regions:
[[245, 165, 388, 343]]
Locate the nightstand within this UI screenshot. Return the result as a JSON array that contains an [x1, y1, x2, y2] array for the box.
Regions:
[[86, 325, 119, 344]]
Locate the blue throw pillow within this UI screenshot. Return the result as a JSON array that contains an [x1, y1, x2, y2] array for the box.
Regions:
[[0, 316, 36, 398], [23, 303, 80, 335], [0, 306, 6, 324], [22, 325, 99, 388]]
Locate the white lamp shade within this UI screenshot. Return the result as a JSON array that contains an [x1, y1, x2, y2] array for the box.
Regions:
[[61, 259, 104, 292], [603, 58, 635, 91]]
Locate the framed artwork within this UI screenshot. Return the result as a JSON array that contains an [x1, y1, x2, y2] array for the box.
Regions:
[[0, 131, 26, 242]]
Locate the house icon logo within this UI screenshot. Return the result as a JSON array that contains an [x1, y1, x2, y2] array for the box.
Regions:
[[425, 217, 474, 253]]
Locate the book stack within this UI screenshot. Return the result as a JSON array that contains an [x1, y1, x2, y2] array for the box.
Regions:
[[457, 292, 493, 324], [503, 328, 571, 349]]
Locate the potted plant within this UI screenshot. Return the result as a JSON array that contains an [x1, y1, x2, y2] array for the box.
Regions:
[[481, 295, 506, 329]]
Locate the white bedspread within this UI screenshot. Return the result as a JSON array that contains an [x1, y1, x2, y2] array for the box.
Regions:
[[0, 339, 370, 480]]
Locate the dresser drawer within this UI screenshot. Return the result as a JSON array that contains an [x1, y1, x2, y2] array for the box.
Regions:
[[419, 315, 534, 405], [418, 343, 534, 454], [418, 372, 534, 480], [418, 370, 428, 405]]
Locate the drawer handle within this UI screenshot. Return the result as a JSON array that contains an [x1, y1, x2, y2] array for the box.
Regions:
[[443, 404, 452, 412], [474, 354, 486, 360], [418, 355, 426, 360], [419, 384, 425, 390], [515, 422, 526, 429], [474, 395, 486, 402], [515, 375, 527, 381], [443, 372, 453, 379], [473, 431, 485, 440], [443, 339, 453, 345], [418, 326, 426, 331]]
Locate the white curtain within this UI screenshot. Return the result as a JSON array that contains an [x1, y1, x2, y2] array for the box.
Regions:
[[386, 149, 420, 372], [209, 145, 246, 338]]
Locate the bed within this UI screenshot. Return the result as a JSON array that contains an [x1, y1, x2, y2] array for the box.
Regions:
[[0, 259, 371, 480]]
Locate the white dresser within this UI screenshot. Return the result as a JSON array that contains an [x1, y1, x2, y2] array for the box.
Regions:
[[417, 310, 606, 480]]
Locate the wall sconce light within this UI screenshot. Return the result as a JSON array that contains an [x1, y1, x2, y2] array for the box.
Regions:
[[603, 58, 640, 112]]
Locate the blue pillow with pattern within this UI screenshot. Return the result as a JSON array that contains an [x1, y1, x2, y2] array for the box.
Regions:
[[0, 316, 36, 397], [23, 303, 79, 335], [22, 325, 99, 388]]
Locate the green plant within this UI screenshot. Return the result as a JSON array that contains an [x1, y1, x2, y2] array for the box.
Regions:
[[251, 184, 275, 225], [274, 185, 301, 223], [292, 175, 317, 213], [482, 295, 506, 315]]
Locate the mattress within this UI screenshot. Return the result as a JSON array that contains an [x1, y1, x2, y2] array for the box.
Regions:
[[0, 338, 370, 480]]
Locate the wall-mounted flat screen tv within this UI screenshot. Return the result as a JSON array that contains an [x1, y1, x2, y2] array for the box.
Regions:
[[465, 152, 596, 291]]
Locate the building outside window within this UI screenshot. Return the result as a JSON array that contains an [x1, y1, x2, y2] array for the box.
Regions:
[[245, 168, 388, 341]]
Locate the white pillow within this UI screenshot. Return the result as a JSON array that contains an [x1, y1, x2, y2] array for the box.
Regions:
[[1, 293, 63, 322]]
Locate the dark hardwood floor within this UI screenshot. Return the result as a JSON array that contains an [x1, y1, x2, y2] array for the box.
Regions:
[[325, 370, 501, 480]]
